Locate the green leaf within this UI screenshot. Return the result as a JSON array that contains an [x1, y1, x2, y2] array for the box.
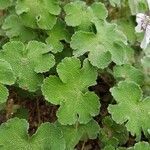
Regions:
[[0, 0, 13, 9], [0, 118, 66, 150], [141, 56, 150, 72], [15, 0, 61, 29], [128, 142, 150, 150], [42, 57, 100, 125], [0, 84, 8, 103], [113, 64, 144, 85], [2, 14, 38, 42], [64, 1, 108, 29], [0, 59, 15, 103], [46, 19, 70, 53], [57, 119, 99, 150], [0, 59, 15, 85], [128, 0, 148, 15], [114, 18, 137, 44], [99, 116, 129, 148], [103, 145, 116, 150], [71, 20, 128, 69], [109, 0, 121, 7], [0, 41, 55, 92], [108, 81, 150, 140]]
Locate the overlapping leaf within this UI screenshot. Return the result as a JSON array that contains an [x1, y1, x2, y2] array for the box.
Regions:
[[108, 81, 150, 140], [57, 119, 99, 150], [15, 0, 61, 29], [2, 14, 37, 42], [0, 59, 15, 103], [113, 64, 144, 85], [0, 118, 66, 150], [46, 19, 70, 53], [64, 1, 108, 29], [71, 19, 132, 68], [99, 116, 128, 148], [0, 41, 55, 92], [42, 57, 100, 125]]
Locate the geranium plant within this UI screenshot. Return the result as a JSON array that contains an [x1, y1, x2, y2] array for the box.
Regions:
[[0, 0, 149, 149]]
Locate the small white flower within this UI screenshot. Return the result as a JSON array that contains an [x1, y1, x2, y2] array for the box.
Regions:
[[135, 13, 150, 49]]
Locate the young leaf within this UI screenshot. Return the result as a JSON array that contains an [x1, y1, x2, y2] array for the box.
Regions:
[[46, 19, 70, 53], [113, 64, 144, 85], [2, 15, 37, 42], [57, 119, 100, 150], [42, 57, 100, 125], [108, 81, 150, 140], [15, 0, 61, 29], [64, 1, 108, 28], [0, 118, 66, 150], [71, 20, 128, 69], [0, 41, 55, 92]]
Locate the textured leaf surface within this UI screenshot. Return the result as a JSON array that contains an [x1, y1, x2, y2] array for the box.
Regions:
[[0, 59, 15, 103], [57, 119, 99, 150], [71, 20, 129, 69], [0, 84, 8, 103], [108, 81, 150, 140], [0, 59, 15, 85], [0, 41, 55, 91], [113, 64, 144, 85], [42, 57, 100, 125], [46, 19, 70, 53], [64, 1, 108, 28], [2, 15, 37, 42], [16, 0, 61, 29], [0, 118, 65, 150]]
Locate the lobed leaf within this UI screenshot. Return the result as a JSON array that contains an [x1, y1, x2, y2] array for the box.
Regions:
[[0, 118, 66, 150], [42, 57, 100, 125], [2, 14, 38, 42], [57, 119, 99, 150], [108, 81, 150, 140], [71, 19, 129, 69], [0, 59, 15, 103], [113, 64, 144, 85], [0, 41, 55, 92], [64, 1, 108, 29], [15, 0, 61, 29], [46, 19, 70, 53]]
